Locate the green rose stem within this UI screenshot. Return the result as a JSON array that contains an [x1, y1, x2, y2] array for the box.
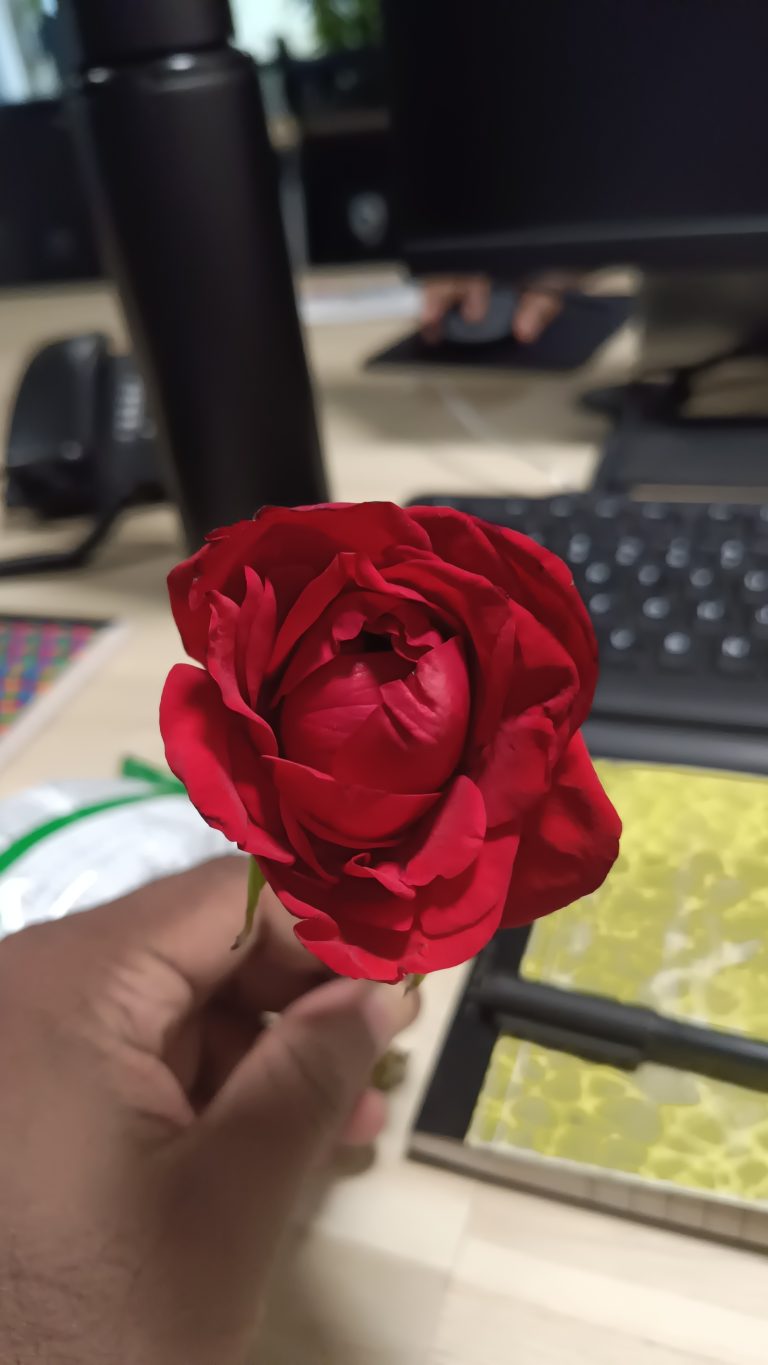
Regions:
[[232, 857, 267, 951]]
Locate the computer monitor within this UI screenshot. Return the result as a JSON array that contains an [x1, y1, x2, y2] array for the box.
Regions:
[[383, 0, 768, 278], [0, 98, 103, 287], [0, 3, 102, 287]]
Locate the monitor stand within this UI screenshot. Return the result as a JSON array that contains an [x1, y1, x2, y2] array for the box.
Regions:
[[589, 272, 768, 495]]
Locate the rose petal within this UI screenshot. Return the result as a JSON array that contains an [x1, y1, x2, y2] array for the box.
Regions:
[[292, 913, 412, 983], [269, 552, 359, 678], [229, 745, 295, 864], [202, 516, 336, 613], [344, 854, 417, 904], [275, 591, 445, 701], [239, 567, 278, 707], [207, 591, 278, 757], [280, 650, 414, 775], [256, 501, 431, 559], [473, 708, 556, 828], [380, 556, 515, 748], [404, 776, 486, 886], [410, 506, 598, 731], [167, 549, 212, 663], [411, 826, 517, 941], [506, 606, 579, 736], [269, 552, 443, 682], [168, 516, 337, 656], [342, 776, 485, 897], [254, 503, 433, 653], [265, 755, 440, 846], [168, 505, 433, 670], [160, 665, 292, 863], [471, 613, 518, 750], [502, 733, 621, 925], [382, 556, 510, 672], [161, 664, 247, 843], [264, 823, 518, 981], [379, 606, 444, 661], [275, 595, 369, 701], [278, 800, 337, 883], [332, 637, 471, 794], [167, 522, 283, 666]]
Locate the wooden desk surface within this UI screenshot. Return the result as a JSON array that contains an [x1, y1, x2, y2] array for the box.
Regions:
[[1, 280, 766, 1365]]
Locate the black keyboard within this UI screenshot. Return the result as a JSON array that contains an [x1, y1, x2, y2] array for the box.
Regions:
[[414, 494, 768, 752]]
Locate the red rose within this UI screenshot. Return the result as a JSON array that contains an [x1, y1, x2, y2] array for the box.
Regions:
[[160, 503, 620, 982]]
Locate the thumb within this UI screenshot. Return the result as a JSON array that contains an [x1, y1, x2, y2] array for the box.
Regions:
[[198, 976, 417, 1200]]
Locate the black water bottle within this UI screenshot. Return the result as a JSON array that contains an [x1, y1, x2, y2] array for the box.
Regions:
[[67, 0, 327, 549]]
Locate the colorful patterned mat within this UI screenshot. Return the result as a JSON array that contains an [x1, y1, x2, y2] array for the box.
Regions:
[[469, 761, 768, 1207], [0, 616, 105, 736]]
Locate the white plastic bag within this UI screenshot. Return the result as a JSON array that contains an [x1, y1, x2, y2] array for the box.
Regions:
[[0, 769, 234, 939]]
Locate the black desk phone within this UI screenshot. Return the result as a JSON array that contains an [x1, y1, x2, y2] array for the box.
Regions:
[[3, 333, 165, 576]]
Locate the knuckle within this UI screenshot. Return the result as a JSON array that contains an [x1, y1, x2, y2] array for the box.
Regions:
[[87, 947, 190, 1053]]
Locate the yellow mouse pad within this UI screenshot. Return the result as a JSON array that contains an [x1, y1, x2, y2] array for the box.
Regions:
[[469, 761, 768, 1205]]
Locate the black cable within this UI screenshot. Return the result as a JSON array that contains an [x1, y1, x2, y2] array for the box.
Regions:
[[0, 503, 122, 578]]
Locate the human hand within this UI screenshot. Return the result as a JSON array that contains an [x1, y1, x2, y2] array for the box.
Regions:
[[421, 273, 577, 344], [0, 858, 418, 1365]]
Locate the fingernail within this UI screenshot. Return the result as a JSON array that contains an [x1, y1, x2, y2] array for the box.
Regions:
[[362, 981, 420, 1052]]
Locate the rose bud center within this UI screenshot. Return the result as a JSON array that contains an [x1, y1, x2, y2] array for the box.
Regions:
[[279, 630, 471, 795]]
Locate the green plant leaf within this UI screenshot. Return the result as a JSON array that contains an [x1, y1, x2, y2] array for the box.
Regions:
[[301, 0, 381, 51]]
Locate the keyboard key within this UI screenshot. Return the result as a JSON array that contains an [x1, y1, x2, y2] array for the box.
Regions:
[[502, 499, 529, 520], [708, 503, 735, 522], [595, 496, 623, 519], [636, 562, 664, 590], [723, 634, 750, 657], [604, 625, 640, 665], [608, 625, 638, 653], [642, 595, 673, 623], [641, 502, 670, 521], [501, 499, 532, 518], [665, 537, 692, 569], [549, 496, 578, 518], [584, 561, 612, 586], [663, 630, 692, 654], [719, 635, 756, 675], [659, 631, 695, 669], [567, 533, 592, 565], [615, 535, 644, 567], [702, 512, 744, 551], [753, 604, 768, 640], [687, 565, 716, 594], [698, 600, 725, 625], [720, 539, 746, 570], [588, 593, 617, 619], [743, 568, 768, 601], [475, 500, 518, 525]]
